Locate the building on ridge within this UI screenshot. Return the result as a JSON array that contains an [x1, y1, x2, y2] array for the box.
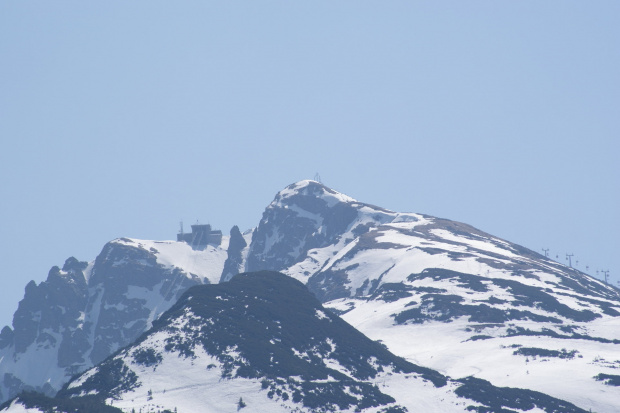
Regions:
[[177, 223, 222, 249]]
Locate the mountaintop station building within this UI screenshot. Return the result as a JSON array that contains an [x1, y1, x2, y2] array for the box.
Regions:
[[177, 224, 222, 249]]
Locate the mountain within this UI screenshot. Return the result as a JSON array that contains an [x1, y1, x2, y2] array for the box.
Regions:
[[1, 180, 619, 412], [0, 236, 231, 401], [4, 271, 588, 413], [254, 181, 620, 412]]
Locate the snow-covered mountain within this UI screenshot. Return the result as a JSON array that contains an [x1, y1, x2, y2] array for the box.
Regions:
[[4, 271, 588, 413], [0, 235, 235, 401], [254, 181, 620, 412], [1, 180, 619, 412]]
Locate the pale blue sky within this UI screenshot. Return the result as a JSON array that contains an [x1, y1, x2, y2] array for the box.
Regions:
[[1, 1, 618, 329]]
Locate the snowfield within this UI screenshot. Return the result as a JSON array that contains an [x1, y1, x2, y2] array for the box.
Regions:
[[113, 237, 229, 285]]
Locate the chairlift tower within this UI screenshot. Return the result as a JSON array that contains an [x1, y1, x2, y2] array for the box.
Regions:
[[542, 248, 549, 258], [601, 270, 610, 285], [566, 253, 574, 268]]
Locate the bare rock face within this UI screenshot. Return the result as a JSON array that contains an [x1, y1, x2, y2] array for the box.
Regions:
[[220, 225, 247, 283], [246, 181, 364, 273]]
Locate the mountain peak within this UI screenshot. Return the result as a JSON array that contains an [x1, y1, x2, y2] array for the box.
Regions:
[[246, 181, 394, 275], [58, 270, 432, 412], [273, 180, 358, 208]]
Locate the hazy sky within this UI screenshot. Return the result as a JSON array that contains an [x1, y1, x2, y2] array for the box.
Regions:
[[1, 1, 618, 329]]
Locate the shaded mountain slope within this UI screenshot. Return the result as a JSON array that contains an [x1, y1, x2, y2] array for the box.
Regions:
[[0, 237, 228, 401], [37, 272, 587, 413]]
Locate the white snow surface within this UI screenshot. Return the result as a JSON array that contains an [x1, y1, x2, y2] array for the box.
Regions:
[[276, 180, 357, 207], [333, 304, 620, 413], [281, 199, 427, 284], [55, 319, 528, 413], [267, 186, 620, 413], [113, 237, 229, 285], [2, 401, 43, 413]]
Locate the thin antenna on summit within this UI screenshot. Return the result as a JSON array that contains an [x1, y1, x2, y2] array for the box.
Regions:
[[179, 221, 184, 235], [542, 248, 549, 258], [566, 253, 574, 268], [314, 173, 322, 184]]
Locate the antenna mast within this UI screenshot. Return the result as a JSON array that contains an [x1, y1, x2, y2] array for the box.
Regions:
[[179, 221, 184, 235], [313, 173, 322, 184]]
